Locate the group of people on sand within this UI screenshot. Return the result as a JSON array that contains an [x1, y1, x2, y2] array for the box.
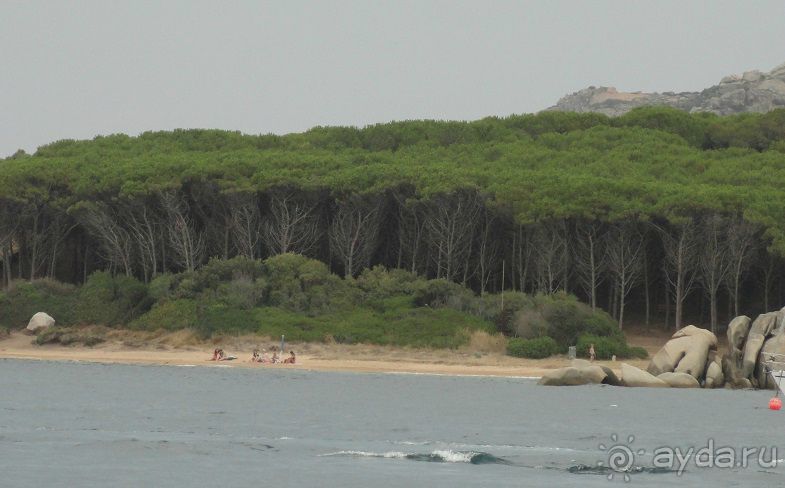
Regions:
[[210, 346, 295, 364], [251, 346, 296, 364]]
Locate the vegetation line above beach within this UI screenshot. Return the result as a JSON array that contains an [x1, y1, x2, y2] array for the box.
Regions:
[[2, 107, 785, 346], [1, 254, 646, 360]]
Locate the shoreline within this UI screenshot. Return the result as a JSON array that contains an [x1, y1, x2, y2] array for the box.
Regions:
[[0, 331, 650, 378]]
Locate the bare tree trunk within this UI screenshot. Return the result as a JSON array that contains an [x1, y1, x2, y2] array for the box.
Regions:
[[664, 283, 671, 329], [606, 223, 645, 330], [160, 192, 205, 272], [424, 190, 482, 283], [229, 193, 263, 260], [76, 203, 133, 276], [724, 218, 758, 317], [0, 204, 19, 288], [262, 190, 321, 256], [698, 214, 733, 334], [512, 224, 532, 293], [573, 220, 606, 311], [329, 197, 381, 277], [476, 208, 498, 296], [659, 220, 700, 331], [532, 221, 568, 294]]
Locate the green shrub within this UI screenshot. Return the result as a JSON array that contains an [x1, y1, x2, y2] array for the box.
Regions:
[[0, 280, 78, 329], [148, 273, 175, 301], [576, 334, 648, 360], [356, 266, 423, 299], [627, 346, 649, 359], [212, 277, 267, 310], [513, 308, 549, 339], [413, 278, 472, 308], [34, 327, 105, 347], [506, 336, 559, 359], [176, 256, 266, 296], [76, 272, 151, 326], [129, 299, 198, 331], [264, 253, 356, 314]]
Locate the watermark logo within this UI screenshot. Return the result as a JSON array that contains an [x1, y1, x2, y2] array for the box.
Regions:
[[598, 434, 779, 481], [597, 434, 645, 481]]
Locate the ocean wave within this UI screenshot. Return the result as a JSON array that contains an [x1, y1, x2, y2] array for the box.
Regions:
[[568, 464, 675, 475], [322, 449, 513, 465]]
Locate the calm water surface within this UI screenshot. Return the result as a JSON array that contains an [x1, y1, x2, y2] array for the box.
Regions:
[[1, 359, 783, 487]]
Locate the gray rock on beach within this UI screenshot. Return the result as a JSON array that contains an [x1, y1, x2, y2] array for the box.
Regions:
[[657, 372, 700, 388], [620, 363, 669, 388], [647, 325, 718, 381], [26, 312, 55, 333], [538, 365, 609, 386], [726, 316, 752, 365], [741, 312, 777, 378], [671, 326, 717, 380]]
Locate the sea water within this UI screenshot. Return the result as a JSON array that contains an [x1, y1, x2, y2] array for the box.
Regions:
[[1, 359, 783, 487]]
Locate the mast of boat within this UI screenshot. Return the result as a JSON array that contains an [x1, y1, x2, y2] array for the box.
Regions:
[[761, 352, 785, 395]]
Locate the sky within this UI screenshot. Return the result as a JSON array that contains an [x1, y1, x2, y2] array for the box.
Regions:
[[1, 0, 784, 157]]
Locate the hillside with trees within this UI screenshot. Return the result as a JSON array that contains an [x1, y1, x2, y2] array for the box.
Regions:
[[2, 106, 785, 339]]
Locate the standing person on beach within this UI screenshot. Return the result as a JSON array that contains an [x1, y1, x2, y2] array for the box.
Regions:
[[588, 344, 596, 362]]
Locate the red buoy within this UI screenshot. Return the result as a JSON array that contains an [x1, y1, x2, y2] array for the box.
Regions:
[[770, 397, 782, 411]]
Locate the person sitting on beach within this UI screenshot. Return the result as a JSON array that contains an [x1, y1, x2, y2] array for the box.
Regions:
[[271, 350, 279, 363], [283, 351, 296, 364], [211, 348, 221, 361], [216, 349, 237, 361], [251, 349, 261, 362]]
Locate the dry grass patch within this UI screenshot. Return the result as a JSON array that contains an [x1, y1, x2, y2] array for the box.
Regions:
[[466, 330, 507, 354]]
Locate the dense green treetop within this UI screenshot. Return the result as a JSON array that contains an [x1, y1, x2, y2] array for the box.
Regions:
[[3, 107, 785, 247]]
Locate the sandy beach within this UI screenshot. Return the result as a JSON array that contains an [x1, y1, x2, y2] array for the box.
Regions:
[[0, 329, 659, 377]]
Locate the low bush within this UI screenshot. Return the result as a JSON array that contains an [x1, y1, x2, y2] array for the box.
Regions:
[[0, 280, 78, 329], [413, 279, 473, 308], [356, 266, 423, 300], [576, 334, 648, 360], [76, 272, 152, 326], [2, 257, 637, 351], [506, 336, 559, 359], [129, 299, 198, 331], [34, 327, 105, 347]]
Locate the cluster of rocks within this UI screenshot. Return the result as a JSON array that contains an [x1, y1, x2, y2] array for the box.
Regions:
[[547, 62, 785, 116], [539, 307, 785, 390]]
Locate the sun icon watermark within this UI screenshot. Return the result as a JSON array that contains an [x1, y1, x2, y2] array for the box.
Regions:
[[598, 434, 646, 482]]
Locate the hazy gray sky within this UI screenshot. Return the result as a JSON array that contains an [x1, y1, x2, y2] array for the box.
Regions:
[[1, 0, 784, 156]]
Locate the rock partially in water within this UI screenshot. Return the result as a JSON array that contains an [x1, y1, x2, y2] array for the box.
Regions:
[[621, 363, 669, 388], [538, 365, 608, 386], [657, 372, 700, 388]]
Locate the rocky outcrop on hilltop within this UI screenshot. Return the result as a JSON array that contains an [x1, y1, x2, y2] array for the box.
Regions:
[[548, 62, 785, 116]]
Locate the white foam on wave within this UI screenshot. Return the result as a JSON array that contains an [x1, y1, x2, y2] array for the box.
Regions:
[[322, 449, 484, 463], [322, 450, 408, 459], [432, 450, 476, 463]]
